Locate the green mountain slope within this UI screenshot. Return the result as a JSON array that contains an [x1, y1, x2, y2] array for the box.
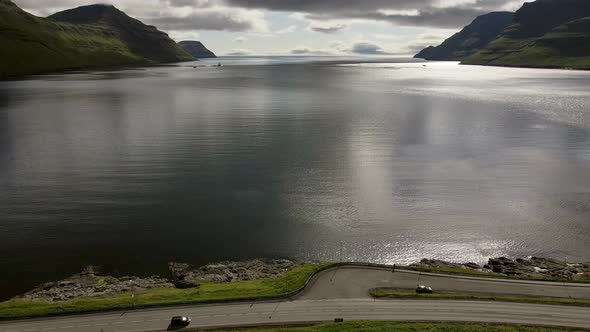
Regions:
[[178, 41, 217, 58], [463, 0, 590, 69], [49, 4, 192, 63], [415, 12, 514, 61], [0, 0, 192, 78]]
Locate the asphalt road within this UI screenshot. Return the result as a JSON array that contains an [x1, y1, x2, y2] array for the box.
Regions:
[[299, 266, 590, 300], [1, 266, 589, 332]]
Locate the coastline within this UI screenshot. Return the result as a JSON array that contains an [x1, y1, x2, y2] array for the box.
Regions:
[[7, 56, 590, 82], [0, 59, 196, 81], [10, 256, 590, 303], [1, 257, 589, 320], [460, 60, 590, 71], [412, 57, 590, 71]]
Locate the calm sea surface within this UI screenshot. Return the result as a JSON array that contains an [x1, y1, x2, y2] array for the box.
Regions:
[[1, 57, 590, 299]]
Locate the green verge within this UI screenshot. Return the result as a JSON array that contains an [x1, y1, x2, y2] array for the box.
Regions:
[[406, 266, 590, 283], [369, 289, 590, 307], [209, 321, 585, 332], [0, 263, 332, 319]]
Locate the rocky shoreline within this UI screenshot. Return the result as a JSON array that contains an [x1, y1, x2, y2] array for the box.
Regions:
[[412, 257, 590, 280], [15, 257, 590, 303], [17, 259, 299, 303], [168, 259, 297, 288], [17, 266, 174, 303]]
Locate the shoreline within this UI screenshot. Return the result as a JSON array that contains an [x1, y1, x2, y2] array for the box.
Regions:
[[5, 57, 590, 82], [1, 258, 589, 320], [0, 59, 197, 81], [10, 256, 590, 303], [460, 61, 590, 71]]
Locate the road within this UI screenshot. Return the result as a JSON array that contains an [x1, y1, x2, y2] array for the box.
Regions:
[[299, 266, 590, 300], [1, 266, 589, 332]]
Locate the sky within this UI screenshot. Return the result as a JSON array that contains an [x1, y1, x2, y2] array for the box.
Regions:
[[14, 0, 532, 56]]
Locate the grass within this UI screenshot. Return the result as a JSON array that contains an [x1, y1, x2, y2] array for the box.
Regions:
[[2, 263, 588, 320], [406, 265, 590, 283], [574, 274, 590, 282], [209, 321, 586, 332], [0, 1, 192, 78], [0, 263, 332, 319], [369, 288, 590, 307], [463, 21, 590, 70]]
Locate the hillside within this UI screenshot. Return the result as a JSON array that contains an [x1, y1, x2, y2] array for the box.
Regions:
[[463, 0, 590, 69], [178, 41, 216, 58], [415, 12, 514, 61], [0, 1, 192, 78], [49, 4, 192, 63]]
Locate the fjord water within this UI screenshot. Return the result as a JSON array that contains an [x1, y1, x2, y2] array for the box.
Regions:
[[1, 58, 590, 299]]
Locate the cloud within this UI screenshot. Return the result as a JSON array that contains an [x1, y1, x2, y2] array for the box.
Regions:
[[290, 47, 313, 55], [308, 22, 347, 34], [329, 41, 348, 51], [12, 0, 531, 55], [225, 48, 253, 55], [222, 0, 523, 29], [276, 25, 297, 34], [350, 42, 391, 55], [289, 47, 333, 55], [14, 0, 269, 32], [14, 0, 527, 33], [147, 8, 269, 32]]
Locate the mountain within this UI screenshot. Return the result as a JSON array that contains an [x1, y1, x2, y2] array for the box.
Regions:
[[415, 12, 514, 61], [463, 0, 590, 69], [0, 1, 192, 78], [178, 41, 216, 58], [49, 4, 192, 63]]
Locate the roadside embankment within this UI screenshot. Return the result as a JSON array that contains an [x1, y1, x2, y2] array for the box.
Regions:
[[0, 260, 331, 319], [2, 256, 589, 319], [409, 257, 590, 281]]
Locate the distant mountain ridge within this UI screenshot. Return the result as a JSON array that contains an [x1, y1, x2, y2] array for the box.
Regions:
[[178, 41, 216, 58], [0, 1, 193, 78], [463, 0, 590, 69], [415, 12, 514, 61]]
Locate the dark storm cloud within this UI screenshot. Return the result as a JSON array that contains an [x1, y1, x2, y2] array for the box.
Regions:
[[223, 0, 433, 12], [147, 12, 254, 31], [223, 0, 520, 28], [345, 6, 499, 29], [222, 0, 516, 12]]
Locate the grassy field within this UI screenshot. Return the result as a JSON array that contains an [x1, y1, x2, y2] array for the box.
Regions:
[[209, 321, 585, 332], [369, 289, 590, 307], [0, 263, 332, 319]]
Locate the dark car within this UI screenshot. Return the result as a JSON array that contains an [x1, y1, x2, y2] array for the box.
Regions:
[[169, 316, 191, 330], [416, 285, 433, 294]]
